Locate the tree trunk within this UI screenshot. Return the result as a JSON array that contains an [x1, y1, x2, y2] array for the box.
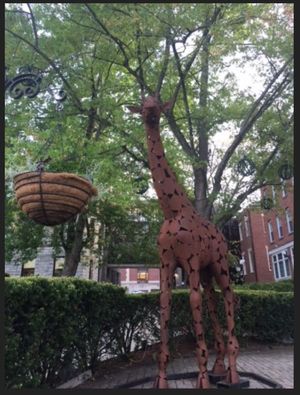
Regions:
[[61, 214, 86, 276], [194, 24, 211, 220], [193, 166, 209, 218], [97, 223, 109, 282]]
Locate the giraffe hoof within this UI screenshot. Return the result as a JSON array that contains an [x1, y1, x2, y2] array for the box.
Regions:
[[154, 375, 169, 389], [211, 362, 227, 376], [225, 369, 240, 384], [196, 373, 210, 389]]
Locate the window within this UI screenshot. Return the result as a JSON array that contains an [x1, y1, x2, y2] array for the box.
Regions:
[[240, 253, 246, 275], [281, 179, 287, 198], [137, 268, 149, 282], [244, 216, 250, 237], [238, 223, 243, 241], [268, 221, 274, 242], [272, 185, 276, 201], [248, 248, 255, 273], [272, 252, 291, 281], [276, 216, 283, 239], [285, 209, 293, 233]]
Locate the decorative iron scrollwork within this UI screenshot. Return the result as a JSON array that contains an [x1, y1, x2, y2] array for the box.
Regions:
[[5, 65, 43, 99], [5, 65, 67, 105], [237, 157, 256, 176], [261, 197, 273, 210], [278, 164, 293, 180]]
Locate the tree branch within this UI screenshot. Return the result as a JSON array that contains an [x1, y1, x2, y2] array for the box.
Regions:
[[5, 28, 84, 111], [156, 34, 171, 94], [26, 3, 39, 48], [84, 4, 129, 60], [122, 145, 149, 169], [135, 22, 145, 98], [118, 129, 149, 161], [170, 5, 224, 107], [163, 111, 196, 159], [171, 39, 195, 151], [84, 4, 153, 96], [215, 144, 282, 227], [211, 56, 293, 202]]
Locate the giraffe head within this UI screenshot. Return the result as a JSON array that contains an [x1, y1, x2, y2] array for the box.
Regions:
[[128, 95, 173, 127]]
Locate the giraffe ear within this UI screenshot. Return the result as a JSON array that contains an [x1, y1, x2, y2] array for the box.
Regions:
[[127, 105, 142, 114], [162, 100, 173, 112]]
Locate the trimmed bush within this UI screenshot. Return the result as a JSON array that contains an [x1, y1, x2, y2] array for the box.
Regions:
[[236, 289, 294, 342], [234, 279, 293, 292], [5, 277, 126, 388], [110, 292, 160, 357], [5, 278, 294, 388]]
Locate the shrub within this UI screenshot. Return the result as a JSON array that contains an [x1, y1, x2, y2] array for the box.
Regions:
[[236, 289, 294, 342], [5, 278, 294, 388], [234, 279, 293, 292], [5, 277, 125, 388], [109, 292, 160, 357]]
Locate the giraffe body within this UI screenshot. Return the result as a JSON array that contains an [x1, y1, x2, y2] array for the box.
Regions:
[[129, 95, 240, 389]]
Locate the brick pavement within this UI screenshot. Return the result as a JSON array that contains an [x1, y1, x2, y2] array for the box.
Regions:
[[77, 345, 293, 389]]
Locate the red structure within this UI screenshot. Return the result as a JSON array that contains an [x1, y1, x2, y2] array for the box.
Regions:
[[239, 180, 294, 283], [129, 95, 242, 389]]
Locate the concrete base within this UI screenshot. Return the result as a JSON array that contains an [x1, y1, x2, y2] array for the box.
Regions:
[[57, 370, 92, 389], [113, 370, 282, 389], [208, 371, 227, 385], [217, 378, 250, 389]]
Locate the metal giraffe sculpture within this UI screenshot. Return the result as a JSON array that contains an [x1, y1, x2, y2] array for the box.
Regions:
[[129, 95, 240, 389]]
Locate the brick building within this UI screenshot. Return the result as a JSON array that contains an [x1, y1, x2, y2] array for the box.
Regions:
[[112, 265, 188, 293], [114, 265, 160, 293], [239, 179, 294, 283]]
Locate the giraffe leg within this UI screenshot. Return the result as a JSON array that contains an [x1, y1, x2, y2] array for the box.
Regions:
[[154, 251, 176, 389], [202, 273, 227, 376], [213, 260, 240, 384], [188, 268, 210, 389]]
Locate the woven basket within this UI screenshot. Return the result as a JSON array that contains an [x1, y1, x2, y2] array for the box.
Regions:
[[14, 171, 98, 226]]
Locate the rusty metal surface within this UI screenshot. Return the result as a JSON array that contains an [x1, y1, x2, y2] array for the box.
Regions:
[[129, 95, 242, 389]]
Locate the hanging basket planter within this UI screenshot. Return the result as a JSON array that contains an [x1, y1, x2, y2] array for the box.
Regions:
[[236, 157, 256, 176], [278, 164, 293, 180], [261, 197, 273, 210], [14, 171, 97, 226]]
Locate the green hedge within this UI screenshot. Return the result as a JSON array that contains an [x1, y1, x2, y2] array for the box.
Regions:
[[234, 279, 294, 292], [5, 278, 294, 388], [5, 277, 126, 388]]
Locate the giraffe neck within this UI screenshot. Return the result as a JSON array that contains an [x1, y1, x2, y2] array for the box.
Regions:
[[145, 122, 194, 219]]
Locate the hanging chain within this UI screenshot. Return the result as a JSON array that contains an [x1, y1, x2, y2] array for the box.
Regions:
[[33, 85, 67, 171]]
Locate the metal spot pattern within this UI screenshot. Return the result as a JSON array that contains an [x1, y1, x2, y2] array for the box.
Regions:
[[129, 95, 242, 389]]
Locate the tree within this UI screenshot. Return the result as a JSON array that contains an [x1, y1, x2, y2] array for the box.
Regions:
[[80, 3, 293, 225], [5, 4, 293, 274]]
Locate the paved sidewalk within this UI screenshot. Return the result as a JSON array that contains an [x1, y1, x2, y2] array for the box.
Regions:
[[77, 345, 293, 389]]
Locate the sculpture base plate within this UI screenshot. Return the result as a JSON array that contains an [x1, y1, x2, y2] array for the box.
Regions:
[[114, 371, 282, 389], [217, 378, 250, 389], [208, 372, 227, 385]]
